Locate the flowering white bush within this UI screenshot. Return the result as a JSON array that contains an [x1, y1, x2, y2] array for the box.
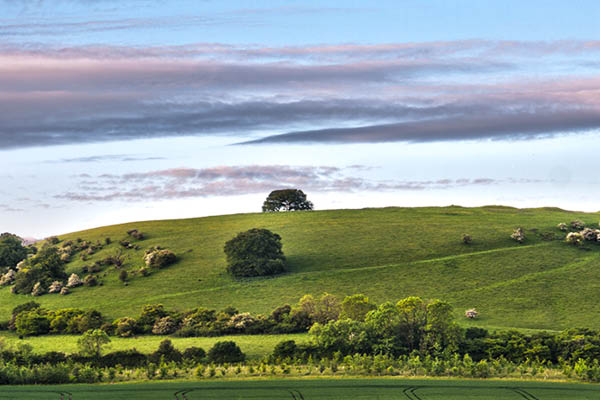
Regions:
[[31, 282, 44, 296], [581, 228, 600, 242], [465, 308, 478, 319], [228, 312, 258, 330], [566, 232, 584, 246], [67, 273, 83, 288], [511, 227, 525, 243], [60, 287, 70, 295], [0, 269, 16, 286], [48, 280, 64, 294], [144, 248, 176, 268], [557, 223, 568, 231]]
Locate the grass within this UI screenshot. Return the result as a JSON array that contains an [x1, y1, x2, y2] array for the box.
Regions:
[[2, 379, 600, 399], [0, 332, 307, 359], [1, 206, 600, 331]]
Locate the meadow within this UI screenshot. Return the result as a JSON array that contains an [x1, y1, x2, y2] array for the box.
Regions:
[[0, 332, 307, 359], [2, 206, 599, 331], [2, 379, 600, 399]]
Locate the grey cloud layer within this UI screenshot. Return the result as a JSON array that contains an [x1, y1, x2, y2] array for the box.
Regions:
[[2, 40, 600, 149], [54, 165, 504, 202]]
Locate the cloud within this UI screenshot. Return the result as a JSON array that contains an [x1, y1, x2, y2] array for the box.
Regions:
[[53, 164, 509, 202], [242, 107, 600, 144], [46, 154, 166, 163], [1, 40, 600, 149]]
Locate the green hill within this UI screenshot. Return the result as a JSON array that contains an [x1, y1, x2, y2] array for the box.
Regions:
[[2, 206, 599, 331]]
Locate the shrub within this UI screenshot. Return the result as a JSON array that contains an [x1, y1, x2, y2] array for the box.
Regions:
[[510, 227, 525, 243], [60, 287, 70, 295], [224, 228, 286, 278], [139, 267, 150, 277], [31, 282, 44, 296], [15, 309, 51, 336], [462, 234, 472, 244], [114, 317, 137, 337], [557, 223, 568, 231], [118, 270, 128, 283], [0, 269, 16, 286], [183, 347, 206, 362], [581, 228, 599, 242], [144, 249, 176, 269], [465, 308, 478, 319], [150, 339, 182, 363], [48, 280, 63, 294], [571, 220, 585, 230], [84, 275, 98, 286], [273, 340, 298, 359], [207, 341, 246, 364], [47, 236, 60, 245], [152, 316, 178, 335], [566, 232, 584, 246], [67, 273, 83, 288], [100, 349, 147, 368]]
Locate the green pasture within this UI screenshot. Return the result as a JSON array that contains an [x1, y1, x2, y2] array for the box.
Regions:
[[0, 332, 307, 359], [2, 206, 600, 331], [1, 378, 599, 399]]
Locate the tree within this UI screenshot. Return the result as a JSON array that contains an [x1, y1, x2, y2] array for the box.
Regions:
[[207, 341, 246, 363], [77, 329, 111, 358], [224, 228, 286, 277], [340, 294, 377, 322], [0, 233, 28, 272], [12, 246, 67, 294], [262, 189, 313, 212]]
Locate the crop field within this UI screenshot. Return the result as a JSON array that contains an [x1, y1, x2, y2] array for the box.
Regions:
[[1, 379, 599, 399], [2, 206, 600, 331]]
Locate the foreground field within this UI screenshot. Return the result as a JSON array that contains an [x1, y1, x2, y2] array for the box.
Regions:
[[2, 379, 600, 399], [0, 332, 307, 359], [2, 206, 600, 331]]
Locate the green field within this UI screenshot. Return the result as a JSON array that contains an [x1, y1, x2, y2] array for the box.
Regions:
[[2, 379, 599, 399], [0, 332, 307, 359], [2, 206, 600, 331]]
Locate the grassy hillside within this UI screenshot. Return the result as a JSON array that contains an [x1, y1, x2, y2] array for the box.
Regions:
[[1, 206, 599, 331]]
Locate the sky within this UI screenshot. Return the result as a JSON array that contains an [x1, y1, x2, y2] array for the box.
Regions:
[[1, 0, 600, 238]]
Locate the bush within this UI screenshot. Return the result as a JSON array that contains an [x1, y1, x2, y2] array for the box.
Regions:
[[149, 339, 182, 363], [119, 270, 128, 282], [67, 273, 83, 287], [100, 349, 147, 368], [510, 227, 525, 243], [183, 346, 206, 362], [224, 228, 286, 278], [273, 340, 297, 359], [566, 232, 584, 246], [207, 341, 246, 364], [557, 223, 568, 231], [571, 220, 585, 230], [144, 248, 176, 269], [15, 309, 51, 336], [462, 234, 472, 244], [152, 316, 178, 335], [114, 317, 137, 337], [84, 274, 98, 286]]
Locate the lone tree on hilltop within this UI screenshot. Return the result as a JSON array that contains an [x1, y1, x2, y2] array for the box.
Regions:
[[262, 189, 313, 212], [224, 228, 286, 278]]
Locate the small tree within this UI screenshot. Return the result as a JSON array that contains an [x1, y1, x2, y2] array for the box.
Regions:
[[118, 270, 128, 283], [262, 189, 313, 212], [77, 329, 111, 358], [224, 228, 286, 277], [511, 227, 525, 243], [207, 341, 246, 364]]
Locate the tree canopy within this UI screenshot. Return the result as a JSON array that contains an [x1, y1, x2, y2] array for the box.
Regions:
[[0, 233, 28, 271], [224, 228, 286, 277], [262, 189, 313, 212]]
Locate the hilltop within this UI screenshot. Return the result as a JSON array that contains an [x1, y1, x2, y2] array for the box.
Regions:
[[1, 206, 599, 331]]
